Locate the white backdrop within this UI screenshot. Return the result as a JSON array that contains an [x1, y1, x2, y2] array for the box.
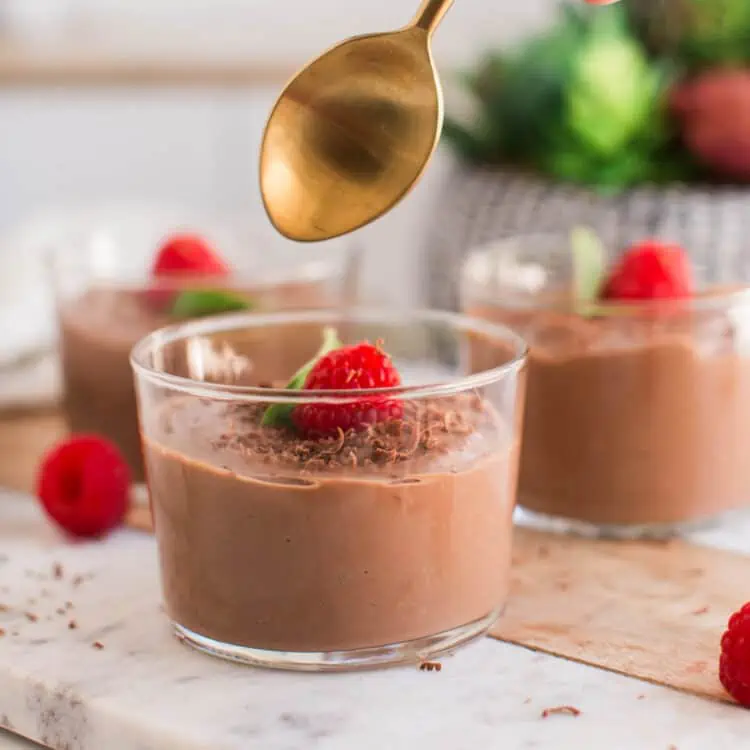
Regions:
[[0, 0, 555, 362], [2, 0, 553, 68]]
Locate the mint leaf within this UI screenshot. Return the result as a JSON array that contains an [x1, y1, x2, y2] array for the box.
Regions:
[[261, 326, 342, 427], [170, 289, 253, 319], [571, 226, 606, 315]]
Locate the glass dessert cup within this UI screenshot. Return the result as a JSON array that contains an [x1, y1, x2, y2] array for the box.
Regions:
[[462, 232, 750, 540], [51, 222, 350, 487], [131, 309, 526, 671]]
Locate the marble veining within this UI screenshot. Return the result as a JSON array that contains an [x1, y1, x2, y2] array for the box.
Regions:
[[1, 491, 750, 750]]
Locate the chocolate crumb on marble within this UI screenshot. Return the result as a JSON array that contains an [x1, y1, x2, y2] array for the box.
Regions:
[[24, 612, 38, 623], [541, 706, 581, 718], [68, 620, 77, 630], [52, 563, 64, 580], [92, 641, 104, 650], [419, 661, 442, 672]]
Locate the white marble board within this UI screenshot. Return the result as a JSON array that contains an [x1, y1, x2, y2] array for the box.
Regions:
[[1, 491, 750, 750]]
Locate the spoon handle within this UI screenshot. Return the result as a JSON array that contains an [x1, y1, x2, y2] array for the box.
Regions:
[[411, 0, 454, 34]]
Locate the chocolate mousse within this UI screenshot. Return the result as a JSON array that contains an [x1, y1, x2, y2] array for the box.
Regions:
[[465, 233, 750, 534], [469, 301, 750, 530], [58, 280, 334, 483], [141, 393, 519, 657]]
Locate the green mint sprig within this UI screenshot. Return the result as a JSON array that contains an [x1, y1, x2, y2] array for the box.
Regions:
[[261, 326, 343, 428], [571, 225, 606, 316], [170, 289, 254, 319]]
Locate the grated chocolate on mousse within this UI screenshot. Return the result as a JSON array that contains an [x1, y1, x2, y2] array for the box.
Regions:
[[210, 393, 495, 474]]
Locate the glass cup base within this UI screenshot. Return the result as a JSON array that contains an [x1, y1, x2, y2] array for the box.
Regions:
[[516, 504, 727, 541], [172, 608, 503, 672]]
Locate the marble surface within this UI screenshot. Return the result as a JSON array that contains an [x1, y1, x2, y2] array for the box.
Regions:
[[0, 732, 37, 749], [1, 491, 750, 750]]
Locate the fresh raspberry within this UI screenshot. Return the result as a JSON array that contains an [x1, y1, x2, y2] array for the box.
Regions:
[[152, 234, 228, 277], [146, 234, 229, 310], [600, 240, 694, 301], [36, 435, 130, 539], [720, 603, 750, 706], [293, 342, 403, 438]]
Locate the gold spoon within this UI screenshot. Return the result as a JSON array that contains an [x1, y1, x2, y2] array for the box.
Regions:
[[259, 0, 454, 242]]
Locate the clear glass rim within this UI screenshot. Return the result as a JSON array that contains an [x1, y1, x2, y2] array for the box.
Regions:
[[130, 308, 528, 403], [464, 232, 750, 315], [46, 239, 346, 288]]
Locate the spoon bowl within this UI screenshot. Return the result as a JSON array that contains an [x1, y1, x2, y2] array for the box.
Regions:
[[260, 0, 454, 242]]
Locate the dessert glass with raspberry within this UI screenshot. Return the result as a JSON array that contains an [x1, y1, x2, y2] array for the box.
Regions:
[[53, 225, 349, 485], [462, 229, 750, 539], [131, 309, 526, 670]]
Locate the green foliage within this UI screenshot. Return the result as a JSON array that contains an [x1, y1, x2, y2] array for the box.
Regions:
[[625, 0, 750, 69], [443, 3, 695, 191]]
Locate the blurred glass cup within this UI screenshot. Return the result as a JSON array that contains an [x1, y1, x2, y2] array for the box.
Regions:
[[462, 231, 750, 539], [52, 217, 351, 484]]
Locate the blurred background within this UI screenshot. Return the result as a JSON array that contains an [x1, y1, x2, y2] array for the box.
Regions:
[[0, 0, 554, 488], [0, 0, 551, 331], [3, 0, 750, 405]]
